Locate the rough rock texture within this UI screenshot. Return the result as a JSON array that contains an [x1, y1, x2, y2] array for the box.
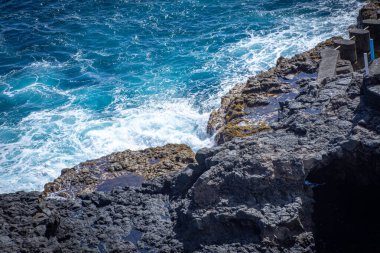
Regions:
[[1, 60, 379, 252], [357, 0, 380, 28], [364, 57, 380, 108], [43, 144, 195, 199], [0, 189, 182, 253], [1, 3, 380, 253], [207, 37, 340, 144]]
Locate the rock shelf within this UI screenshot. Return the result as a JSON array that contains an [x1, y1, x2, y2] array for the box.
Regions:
[[1, 2, 380, 253]]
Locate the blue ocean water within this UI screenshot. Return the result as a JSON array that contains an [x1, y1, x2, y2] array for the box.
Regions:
[[0, 0, 363, 193]]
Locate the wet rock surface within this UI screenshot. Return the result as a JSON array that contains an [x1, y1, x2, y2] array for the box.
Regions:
[[207, 37, 340, 145], [2, 3, 380, 253], [42, 144, 195, 199], [2, 53, 380, 252]]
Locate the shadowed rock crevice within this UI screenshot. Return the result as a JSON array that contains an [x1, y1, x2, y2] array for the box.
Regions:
[[45, 218, 60, 238], [2, 3, 380, 252], [306, 147, 380, 253], [176, 214, 262, 252]]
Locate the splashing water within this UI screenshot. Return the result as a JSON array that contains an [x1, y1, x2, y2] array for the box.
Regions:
[[0, 0, 364, 192]]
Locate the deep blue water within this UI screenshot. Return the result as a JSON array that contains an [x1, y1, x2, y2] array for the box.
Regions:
[[0, 0, 363, 192]]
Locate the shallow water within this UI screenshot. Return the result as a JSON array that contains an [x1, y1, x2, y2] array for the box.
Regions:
[[96, 174, 145, 192], [0, 0, 363, 192]]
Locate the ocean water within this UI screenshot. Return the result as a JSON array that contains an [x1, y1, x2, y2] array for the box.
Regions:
[[0, 0, 363, 193]]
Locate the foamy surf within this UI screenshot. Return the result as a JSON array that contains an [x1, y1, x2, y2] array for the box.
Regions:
[[0, 0, 364, 193], [0, 99, 212, 192]]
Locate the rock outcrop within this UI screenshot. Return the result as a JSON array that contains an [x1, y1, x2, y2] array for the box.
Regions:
[[2, 53, 379, 252], [174, 69, 380, 252], [207, 37, 340, 144], [1, 2, 380, 253], [43, 144, 195, 199], [357, 0, 380, 27]]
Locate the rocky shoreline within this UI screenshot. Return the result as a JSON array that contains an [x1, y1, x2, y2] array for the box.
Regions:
[[42, 144, 195, 199], [1, 2, 380, 253], [207, 38, 337, 144]]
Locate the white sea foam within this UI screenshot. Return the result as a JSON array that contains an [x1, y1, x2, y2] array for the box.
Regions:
[[203, 0, 364, 108], [0, 98, 212, 192], [0, 0, 365, 193], [3, 82, 69, 98]]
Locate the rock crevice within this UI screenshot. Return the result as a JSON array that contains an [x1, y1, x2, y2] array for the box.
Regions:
[[1, 2, 380, 253]]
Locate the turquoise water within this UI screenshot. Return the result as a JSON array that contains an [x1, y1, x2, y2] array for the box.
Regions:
[[0, 0, 363, 193]]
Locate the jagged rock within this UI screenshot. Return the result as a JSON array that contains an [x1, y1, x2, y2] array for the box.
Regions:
[[1, 3, 380, 253], [43, 144, 195, 199], [1, 54, 380, 253], [357, 1, 380, 27], [207, 37, 339, 144]]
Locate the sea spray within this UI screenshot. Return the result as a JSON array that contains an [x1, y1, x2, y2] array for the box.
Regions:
[[0, 0, 364, 192]]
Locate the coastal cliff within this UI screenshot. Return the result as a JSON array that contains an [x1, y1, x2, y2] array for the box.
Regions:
[[1, 2, 380, 253]]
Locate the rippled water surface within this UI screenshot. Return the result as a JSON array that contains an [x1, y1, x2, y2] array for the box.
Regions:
[[0, 0, 363, 192]]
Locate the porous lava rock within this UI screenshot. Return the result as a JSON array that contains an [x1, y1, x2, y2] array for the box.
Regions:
[[207, 37, 340, 144], [2, 56, 380, 252], [43, 144, 195, 199], [1, 3, 380, 253]]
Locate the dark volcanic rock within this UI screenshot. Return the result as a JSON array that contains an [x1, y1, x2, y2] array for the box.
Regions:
[[2, 65, 380, 252], [0, 189, 182, 253], [357, 1, 380, 27], [2, 3, 380, 253], [43, 144, 195, 199], [173, 69, 380, 252], [207, 37, 341, 145]]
